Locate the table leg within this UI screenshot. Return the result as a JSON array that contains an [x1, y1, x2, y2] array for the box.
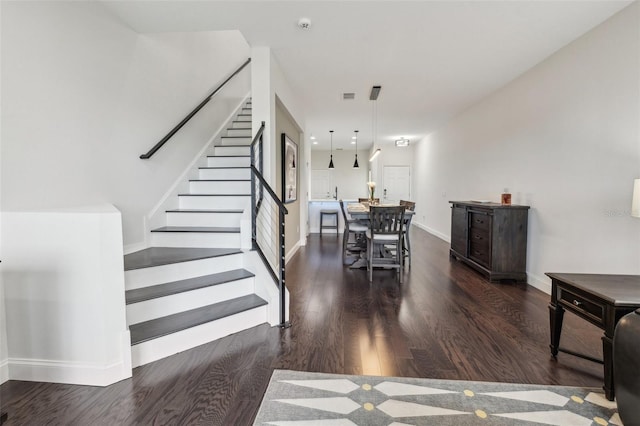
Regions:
[[549, 302, 564, 358], [602, 333, 615, 401]]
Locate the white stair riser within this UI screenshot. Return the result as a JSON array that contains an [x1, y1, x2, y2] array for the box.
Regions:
[[226, 128, 252, 137], [149, 231, 241, 248], [189, 180, 251, 194], [199, 168, 250, 180], [127, 278, 254, 325], [131, 306, 267, 367], [125, 253, 243, 290], [206, 157, 250, 167], [231, 121, 252, 129], [166, 211, 242, 227], [179, 195, 250, 209], [220, 137, 252, 146], [214, 146, 250, 156]]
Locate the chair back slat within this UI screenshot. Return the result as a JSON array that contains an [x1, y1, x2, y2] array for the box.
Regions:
[[399, 200, 416, 211], [339, 199, 348, 222], [369, 206, 405, 236]]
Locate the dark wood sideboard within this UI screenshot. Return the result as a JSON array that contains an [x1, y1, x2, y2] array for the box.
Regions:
[[449, 201, 530, 282]]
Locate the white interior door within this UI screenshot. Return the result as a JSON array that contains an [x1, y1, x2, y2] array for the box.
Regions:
[[311, 170, 331, 199], [383, 166, 411, 203]]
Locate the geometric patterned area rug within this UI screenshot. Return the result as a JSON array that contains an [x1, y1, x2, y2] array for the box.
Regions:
[[253, 370, 621, 426]]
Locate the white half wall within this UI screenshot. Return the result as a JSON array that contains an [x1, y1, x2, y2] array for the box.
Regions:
[[1, 1, 250, 247], [413, 3, 640, 292], [1, 205, 131, 386], [251, 47, 308, 248]]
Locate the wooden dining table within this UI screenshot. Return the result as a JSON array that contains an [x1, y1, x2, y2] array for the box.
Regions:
[[347, 203, 415, 219], [345, 203, 415, 269]]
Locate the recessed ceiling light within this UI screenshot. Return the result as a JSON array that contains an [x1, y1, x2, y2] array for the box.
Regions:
[[298, 17, 311, 30], [313, 141, 318, 145]]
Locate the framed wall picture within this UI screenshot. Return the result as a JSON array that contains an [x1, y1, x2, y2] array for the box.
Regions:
[[281, 133, 298, 204]]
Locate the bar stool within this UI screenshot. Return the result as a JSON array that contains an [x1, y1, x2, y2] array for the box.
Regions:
[[320, 210, 339, 237]]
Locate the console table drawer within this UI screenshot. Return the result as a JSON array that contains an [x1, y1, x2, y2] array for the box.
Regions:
[[469, 242, 490, 267], [469, 229, 489, 245], [558, 288, 604, 325], [469, 212, 491, 232]]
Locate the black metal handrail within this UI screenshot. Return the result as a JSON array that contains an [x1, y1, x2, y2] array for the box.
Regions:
[[250, 121, 291, 328], [140, 58, 251, 159]]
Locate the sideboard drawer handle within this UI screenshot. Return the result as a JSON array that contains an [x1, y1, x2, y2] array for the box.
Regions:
[[573, 300, 582, 307]]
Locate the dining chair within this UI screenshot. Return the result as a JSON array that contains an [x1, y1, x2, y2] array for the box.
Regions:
[[366, 205, 406, 283], [339, 200, 368, 264], [399, 200, 416, 267]]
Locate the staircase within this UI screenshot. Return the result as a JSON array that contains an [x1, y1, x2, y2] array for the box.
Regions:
[[124, 99, 271, 367]]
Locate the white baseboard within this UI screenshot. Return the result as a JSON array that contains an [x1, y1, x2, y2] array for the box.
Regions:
[[526, 272, 552, 294], [4, 331, 131, 386], [412, 221, 450, 243], [285, 240, 301, 264], [0, 358, 8, 384], [8, 357, 131, 387]]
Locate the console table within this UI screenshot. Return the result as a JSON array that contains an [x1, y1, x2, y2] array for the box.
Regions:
[[449, 201, 529, 282], [547, 273, 640, 401]]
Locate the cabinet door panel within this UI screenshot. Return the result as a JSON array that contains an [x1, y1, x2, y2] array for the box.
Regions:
[[451, 205, 467, 255]]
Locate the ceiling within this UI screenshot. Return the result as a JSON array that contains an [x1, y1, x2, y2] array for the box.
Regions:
[[102, 1, 631, 151]]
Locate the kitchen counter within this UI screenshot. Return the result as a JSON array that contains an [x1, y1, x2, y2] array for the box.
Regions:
[[308, 199, 359, 234]]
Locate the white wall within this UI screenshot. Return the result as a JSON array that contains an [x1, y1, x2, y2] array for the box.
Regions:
[[413, 3, 640, 291], [1, 205, 131, 386], [251, 47, 308, 247], [1, 1, 250, 247]]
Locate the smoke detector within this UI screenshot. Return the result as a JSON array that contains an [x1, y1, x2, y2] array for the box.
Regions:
[[298, 17, 311, 30]]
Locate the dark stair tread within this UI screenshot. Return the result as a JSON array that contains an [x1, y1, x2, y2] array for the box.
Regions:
[[124, 247, 241, 271], [151, 226, 240, 233], [216, 144, 251, 147], [178, 193, 250, 196], [166, 209, 244, 214], [189, 179, 250, 182], [206, 155, 250, 158], [130, 294, 267, 345], [126, 268, 255, 304], [221, 135, 251, 138], [227, 127, 251, 131]]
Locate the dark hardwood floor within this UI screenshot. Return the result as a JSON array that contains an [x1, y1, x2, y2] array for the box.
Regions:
[[0, 227, 604, 425]]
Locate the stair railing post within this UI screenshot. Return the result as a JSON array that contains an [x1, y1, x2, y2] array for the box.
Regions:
[[279, 207, 288, 327], [250, 143, 257, 249]]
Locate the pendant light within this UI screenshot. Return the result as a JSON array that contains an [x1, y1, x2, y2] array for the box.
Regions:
[[369, 86, 382, 161], [353, 130, 359, 168], [328, 130, 335, 169]]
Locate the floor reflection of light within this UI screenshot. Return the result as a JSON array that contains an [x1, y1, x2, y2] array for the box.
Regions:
[[359, 325, 381, 376]]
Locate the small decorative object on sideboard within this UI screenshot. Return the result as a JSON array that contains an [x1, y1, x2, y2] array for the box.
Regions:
[[501, 188, 512, 205]]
